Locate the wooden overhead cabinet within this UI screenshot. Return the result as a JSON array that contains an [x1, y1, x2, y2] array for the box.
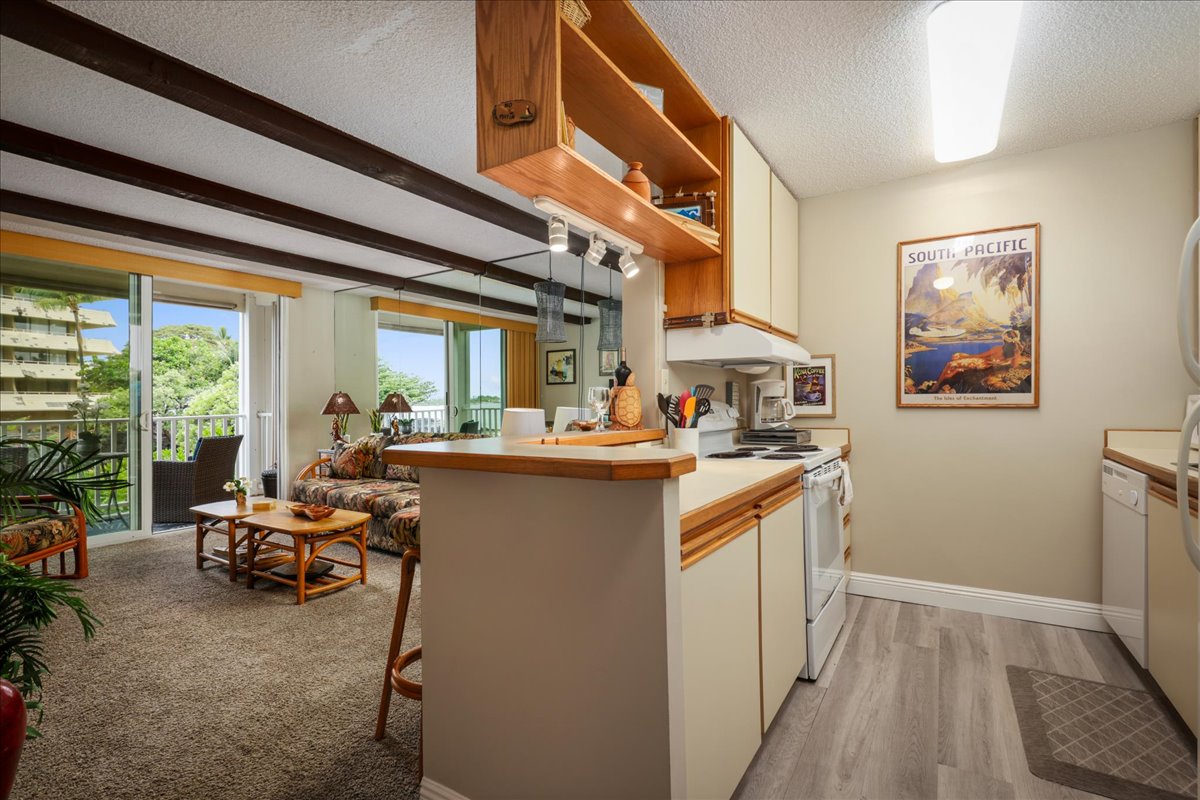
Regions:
[[665, 121, 800, 339], [475, 0, 723, 263]]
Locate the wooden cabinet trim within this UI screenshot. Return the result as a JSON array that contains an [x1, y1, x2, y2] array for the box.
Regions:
[[755, 483, 803, 518], [1148, 483, 1199, 516], [1104, 447, 1198, 501], [680, 466, 803, 538], [682, 513, 758, 570]]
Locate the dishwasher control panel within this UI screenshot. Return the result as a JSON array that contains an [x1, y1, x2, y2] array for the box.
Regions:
[[1102, 460, 1148, 514]]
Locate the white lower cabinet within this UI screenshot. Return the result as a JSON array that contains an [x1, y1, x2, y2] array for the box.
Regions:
[[681, 521, 761, 800], [759, 492, 807, 731]]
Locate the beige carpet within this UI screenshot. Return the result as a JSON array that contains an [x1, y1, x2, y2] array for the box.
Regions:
[[13, 531, 422, 800]]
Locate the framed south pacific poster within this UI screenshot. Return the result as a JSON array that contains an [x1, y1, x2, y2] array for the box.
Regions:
[[897, 223, 1039, 408]]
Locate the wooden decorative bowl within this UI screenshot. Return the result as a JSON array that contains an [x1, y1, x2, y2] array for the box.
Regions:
[[302, 505, 335, 521], [287, 503, 310, 517], [572, 419, 598, 431]]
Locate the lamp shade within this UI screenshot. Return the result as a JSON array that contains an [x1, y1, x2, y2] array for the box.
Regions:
[[534, 279, 567, 343], [501, 408, 546, 437], [597, 298, 622, 351], [321, 391, 360, 416], [378, 392, 413, 413]]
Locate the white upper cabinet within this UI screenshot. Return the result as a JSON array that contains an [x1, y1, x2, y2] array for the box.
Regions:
[[730, 122, 773, 326], [770, 173, 800, 338]]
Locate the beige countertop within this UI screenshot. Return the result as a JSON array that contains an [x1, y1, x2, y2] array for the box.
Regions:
[[383, 428, 695, 481], [1104, 429, 1196, 499]]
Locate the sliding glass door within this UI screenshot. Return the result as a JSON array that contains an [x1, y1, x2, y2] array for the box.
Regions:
[[0, 256, 144, 537], [448, 323, 504, 435]]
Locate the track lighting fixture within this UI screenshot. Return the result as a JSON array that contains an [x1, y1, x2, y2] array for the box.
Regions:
[[548, 214, 569, 252], [618, 247, 640, 278], [532, 197, 644, 274], [584, 233, 608, 267]]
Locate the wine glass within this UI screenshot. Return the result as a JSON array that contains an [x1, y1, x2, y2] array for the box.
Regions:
[[588, 386, 611, 431]]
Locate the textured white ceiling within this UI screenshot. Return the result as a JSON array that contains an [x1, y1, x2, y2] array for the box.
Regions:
[[0, 0, 1194, 304], [635, 0, 1200, 197]]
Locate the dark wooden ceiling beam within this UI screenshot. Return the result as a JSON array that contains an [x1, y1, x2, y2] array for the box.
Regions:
[[0, 190, 592, 324], [0, 0, 621, 268], [0, 121, 602, 306]]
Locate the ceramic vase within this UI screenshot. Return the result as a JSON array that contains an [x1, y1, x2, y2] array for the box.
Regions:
[[235, 493, 247, 507], [622, 162, 651, 201], [0, 678, 25, 800]]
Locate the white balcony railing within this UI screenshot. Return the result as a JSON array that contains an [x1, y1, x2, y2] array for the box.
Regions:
[[399, 405, 501, 435]]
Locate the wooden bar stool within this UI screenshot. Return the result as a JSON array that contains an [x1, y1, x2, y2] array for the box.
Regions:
[[375, 547, 423, 769]]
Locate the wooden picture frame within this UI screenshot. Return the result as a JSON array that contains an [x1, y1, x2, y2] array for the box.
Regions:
[[546, 349, 576, 385], [598, 349, 619, 376], [655, 191, 717, 230], [792, 355, 836, 417], [897, 223, 1040, 408]]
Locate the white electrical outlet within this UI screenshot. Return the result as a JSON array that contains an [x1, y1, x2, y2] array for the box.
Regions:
[[660, 369, 670, 396]]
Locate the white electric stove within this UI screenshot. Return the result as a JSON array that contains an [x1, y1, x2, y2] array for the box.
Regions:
[[695, 402, 847, 680]]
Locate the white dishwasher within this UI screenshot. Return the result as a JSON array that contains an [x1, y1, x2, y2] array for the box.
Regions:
[[1101, 459, 1149, 667]]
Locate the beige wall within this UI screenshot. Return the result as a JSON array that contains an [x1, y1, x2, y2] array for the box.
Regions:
[[538, 321, 607, 423], [282, 289, 335, 483], [798, 121, 1195, 603], [333, 292, 377, 435]]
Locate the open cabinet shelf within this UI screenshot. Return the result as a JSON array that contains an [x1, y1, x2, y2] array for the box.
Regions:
[[476, 0, 723, 263]]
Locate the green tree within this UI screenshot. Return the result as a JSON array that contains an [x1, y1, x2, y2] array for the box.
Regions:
[[377, 360, 438, 406]]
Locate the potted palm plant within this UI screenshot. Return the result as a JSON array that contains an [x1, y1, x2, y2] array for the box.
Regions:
[[0, 437, 119, 798]]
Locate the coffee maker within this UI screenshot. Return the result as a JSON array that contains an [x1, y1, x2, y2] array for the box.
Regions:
[[750, 379, 795, 430]]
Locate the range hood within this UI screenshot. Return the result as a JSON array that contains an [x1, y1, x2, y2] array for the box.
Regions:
[[666, 323, 812, 370]]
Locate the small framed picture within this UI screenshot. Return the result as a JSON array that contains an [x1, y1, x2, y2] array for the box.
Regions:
[[656, 192, 716, 230], [599, 349, 619, 376], [792, 355, 836, 417], [546, 349, 576, 385]]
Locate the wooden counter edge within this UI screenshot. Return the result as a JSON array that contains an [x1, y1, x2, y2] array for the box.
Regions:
[[1104, 447, 1197, 500], [534, 429, 666, 446], [680, 465, 804, 542], [383, 448, 695, 481]]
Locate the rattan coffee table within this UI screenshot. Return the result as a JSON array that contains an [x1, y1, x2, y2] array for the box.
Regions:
[[243, 508, 370, 605], [190, 497, 271, 581]]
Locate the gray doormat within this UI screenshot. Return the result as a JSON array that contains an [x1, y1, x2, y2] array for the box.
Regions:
[[1007, 665, 1197, 800]]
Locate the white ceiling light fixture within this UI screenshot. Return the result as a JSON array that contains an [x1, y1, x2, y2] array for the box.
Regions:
[[618, 248, 640, 278], [532, 196, 645, 277], [926, 0, 1023, 164], [547, 214, 569, 252], [584, 233, 608, 267]]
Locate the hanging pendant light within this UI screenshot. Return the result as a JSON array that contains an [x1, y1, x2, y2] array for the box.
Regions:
[[535, 250, 567, 343], [597, 265, 622, 351]]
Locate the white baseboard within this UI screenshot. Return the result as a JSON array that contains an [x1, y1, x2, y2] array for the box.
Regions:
[[847, 571, 1108, 632], [421, 778, 472, 800]]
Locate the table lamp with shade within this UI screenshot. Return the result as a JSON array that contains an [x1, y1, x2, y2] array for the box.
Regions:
[[322, 391, 360, 444], [501, 408, 547, 438], [378, 392, 414, 435]]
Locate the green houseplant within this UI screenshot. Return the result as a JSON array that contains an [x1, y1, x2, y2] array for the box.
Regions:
[[0, 438, 123, 734]]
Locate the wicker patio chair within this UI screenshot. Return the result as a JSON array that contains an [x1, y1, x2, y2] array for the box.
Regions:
[[152, 435, 243, 524]]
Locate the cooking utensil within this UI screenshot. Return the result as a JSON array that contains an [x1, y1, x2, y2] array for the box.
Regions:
[[667, 395, 681, 428], [656, 393, 676, 428], [691, 398, 712, 427], [683, 396, 697, 426], [695, 384, 715, 400], [678, 389, 692, 427]]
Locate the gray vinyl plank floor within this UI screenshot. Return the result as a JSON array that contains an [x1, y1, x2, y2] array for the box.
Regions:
[[732, 596, 1126, 800]]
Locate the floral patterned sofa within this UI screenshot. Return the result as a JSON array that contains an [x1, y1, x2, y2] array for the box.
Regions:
[[0, 498, 88, 578], [290, 432, 484, 554]]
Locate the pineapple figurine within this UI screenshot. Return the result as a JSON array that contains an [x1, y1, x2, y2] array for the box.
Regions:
[[608, 360, 643, 431]]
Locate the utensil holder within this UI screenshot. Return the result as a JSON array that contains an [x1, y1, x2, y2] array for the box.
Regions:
[[669, 428, 700, 456]]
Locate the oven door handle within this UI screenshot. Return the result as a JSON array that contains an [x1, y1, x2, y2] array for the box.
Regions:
[[805, 467, 843, 489]]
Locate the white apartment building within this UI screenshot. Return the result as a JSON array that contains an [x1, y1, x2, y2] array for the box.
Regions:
[[0, 292, 118, 420]]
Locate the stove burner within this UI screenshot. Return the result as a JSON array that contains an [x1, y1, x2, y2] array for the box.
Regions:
[[736, 446, 770, 452], [777, 444, 821, 453], [708, 450, 757, 459], [761, 453, 804, 460]]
